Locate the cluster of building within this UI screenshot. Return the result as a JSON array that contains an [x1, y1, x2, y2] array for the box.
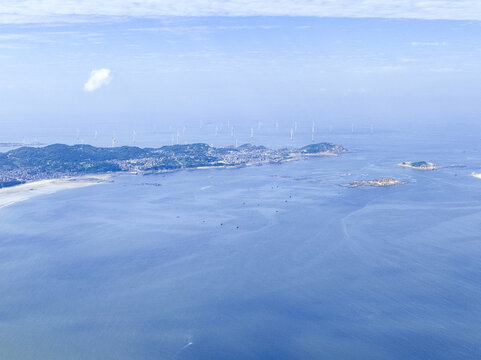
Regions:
[[0, 167, 70, 187], [0, 142, 342, 188]]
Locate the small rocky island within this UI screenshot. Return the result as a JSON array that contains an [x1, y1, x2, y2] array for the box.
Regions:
[[0, 142, 347, 188], [398, 161, 438, 170], [342, 177, 406, 188]]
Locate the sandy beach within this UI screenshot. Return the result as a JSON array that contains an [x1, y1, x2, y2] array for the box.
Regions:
[[0, 174, 113, 209]]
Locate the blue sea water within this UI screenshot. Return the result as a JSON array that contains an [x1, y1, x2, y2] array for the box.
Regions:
[[1, 131, 481, 359]]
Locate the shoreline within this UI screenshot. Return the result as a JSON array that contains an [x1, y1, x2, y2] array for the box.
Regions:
[[0, 174, 113, 210], [0, 151, 341, 209], [141, 152, 337, 174]]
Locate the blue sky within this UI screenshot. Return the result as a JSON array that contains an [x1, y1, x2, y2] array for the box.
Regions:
[[1, 1, 481, 142]]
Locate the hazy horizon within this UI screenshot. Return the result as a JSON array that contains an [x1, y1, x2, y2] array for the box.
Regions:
[[2, 10, 481, 143]]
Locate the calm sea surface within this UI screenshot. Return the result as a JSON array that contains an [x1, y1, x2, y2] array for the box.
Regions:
[[1, 131, 481, 359]]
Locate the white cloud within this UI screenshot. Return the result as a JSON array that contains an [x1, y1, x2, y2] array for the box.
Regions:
[[410, 41, 446, 47], [400, 57, 418, 63], [429, 67, 462, 73], [348, 65, 406, 73], [1, 1, 481, 23], [83, 68, 111, 92]]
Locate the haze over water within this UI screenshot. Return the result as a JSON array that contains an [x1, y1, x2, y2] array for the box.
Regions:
[[1, 129, 481, 359]]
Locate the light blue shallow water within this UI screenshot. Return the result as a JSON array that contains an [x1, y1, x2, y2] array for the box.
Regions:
[[1, 132, 481, 359]]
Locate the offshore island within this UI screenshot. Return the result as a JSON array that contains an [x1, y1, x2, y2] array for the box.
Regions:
[[397, 161, 438, 170], [0, 142, 347, 189], [341, 177, 406, 188]]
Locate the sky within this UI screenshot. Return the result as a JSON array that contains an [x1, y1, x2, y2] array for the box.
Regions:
[[1, 1, 481, 144]]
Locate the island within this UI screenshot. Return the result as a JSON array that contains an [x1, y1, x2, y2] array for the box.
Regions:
[[0, 142, 347, 189], [341, 177, 406, 188], [397, 161, 438, 170]]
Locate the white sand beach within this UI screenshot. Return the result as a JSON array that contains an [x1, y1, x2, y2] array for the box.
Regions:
[[0, 174, 113, 209]]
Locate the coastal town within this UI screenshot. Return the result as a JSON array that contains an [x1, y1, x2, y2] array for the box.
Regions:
[[0, 142, 347, 188]]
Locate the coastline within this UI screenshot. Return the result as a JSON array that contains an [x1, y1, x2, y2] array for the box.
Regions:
[[0, 150, 342, 208], [143, 152, 338, 173], [0, 174, 113, 210]]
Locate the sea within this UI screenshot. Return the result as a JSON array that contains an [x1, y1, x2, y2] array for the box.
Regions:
[[1, 125, 481, 359]]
